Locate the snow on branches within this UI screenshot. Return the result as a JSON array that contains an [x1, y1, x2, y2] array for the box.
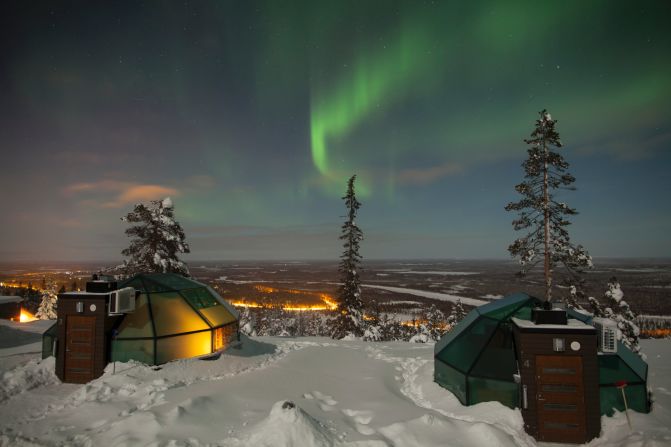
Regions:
[[506, 110, 592, 301], [35, 284, 57, 320], [330, 175, 365, 339], [603, 277, 641, 355], [121, 197, 190, 277]]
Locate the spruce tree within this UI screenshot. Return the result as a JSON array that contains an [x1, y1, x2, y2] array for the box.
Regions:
[[331, 175, 365, 339], [603, 277, 641, 355], [36, 284, 58, 320], [566, 281, 587, 311], [362, 300, 383, 341], [506, 110, 592, 301], [424, 304, 447, 341], [588, 295, 606, 318], [121, 197, 190, 276], [447, 299, 467, 328]]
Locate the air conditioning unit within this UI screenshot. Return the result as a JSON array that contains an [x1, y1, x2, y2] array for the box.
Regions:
[[593, 317, 618, 354], [109, 287, 136, 314]]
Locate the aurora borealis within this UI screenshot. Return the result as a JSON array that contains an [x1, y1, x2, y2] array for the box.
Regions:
[[1, 1, 670, 261]]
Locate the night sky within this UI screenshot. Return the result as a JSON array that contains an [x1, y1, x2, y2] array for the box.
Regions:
[[2, 1, 670, 262]]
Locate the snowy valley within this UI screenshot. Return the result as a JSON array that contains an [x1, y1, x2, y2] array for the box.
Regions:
[[0, 317, 669, 447]]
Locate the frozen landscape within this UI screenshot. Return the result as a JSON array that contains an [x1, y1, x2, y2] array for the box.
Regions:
[[0, 318, 669, 447]]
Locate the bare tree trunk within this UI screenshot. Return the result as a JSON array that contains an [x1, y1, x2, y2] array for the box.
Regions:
[[543, 142, 552, 302]]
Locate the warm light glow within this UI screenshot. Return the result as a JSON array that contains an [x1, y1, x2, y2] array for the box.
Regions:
[[0, 281, 48, 293], [230, 300, 263, 308], [642, 329, 671, 338], [319, 293, 338, 310], [231, 289, 339, 312], [283, 304, 330, 312], [19, 308, 37, 323]]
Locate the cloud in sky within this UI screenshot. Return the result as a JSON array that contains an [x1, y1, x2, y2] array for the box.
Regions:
[[64, 180, 179, 208], [396, 162, 463, 186]]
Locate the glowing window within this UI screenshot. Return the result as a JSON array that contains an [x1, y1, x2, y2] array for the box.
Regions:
[[214, 324, 237, 351], [149, 292, 209, 336], [200, 305, 237, 327], [156, 331, 212, 364]]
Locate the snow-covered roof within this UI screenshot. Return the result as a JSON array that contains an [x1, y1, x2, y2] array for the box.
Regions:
[[59, 291, 111, 297], [511, 317, 595, 331], [0, 296, 22, 304]]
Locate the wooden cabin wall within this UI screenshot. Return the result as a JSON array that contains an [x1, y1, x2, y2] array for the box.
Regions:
[[513, 328, 600, 443]]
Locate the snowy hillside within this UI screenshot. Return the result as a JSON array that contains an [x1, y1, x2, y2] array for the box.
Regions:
[[0, 319, 670, 446]]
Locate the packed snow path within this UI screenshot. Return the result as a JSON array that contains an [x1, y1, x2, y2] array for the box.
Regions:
[[0, 322, 670, 446]]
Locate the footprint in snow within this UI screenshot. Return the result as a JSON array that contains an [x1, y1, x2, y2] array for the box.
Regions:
[[354, 423, 376, 435], [342, 409, 374, 425], [312, 391, 338, 406], [319, 402, 336, 412], [656, 387, 671, 396], [342, 409, 376, 435], [308, 390, 338, 412]]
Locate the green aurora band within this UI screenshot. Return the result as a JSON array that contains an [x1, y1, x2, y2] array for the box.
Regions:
[[309, 23, 435, 181]]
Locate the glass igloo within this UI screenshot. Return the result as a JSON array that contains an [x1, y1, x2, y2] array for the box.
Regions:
[[111, 273, 239, 365], [434, 293, 542, 408]]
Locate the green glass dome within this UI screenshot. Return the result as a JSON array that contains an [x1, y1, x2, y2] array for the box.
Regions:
[[434, 293, 541, 408], [111, 273, 239, 365], [434, 293, 650, 415]]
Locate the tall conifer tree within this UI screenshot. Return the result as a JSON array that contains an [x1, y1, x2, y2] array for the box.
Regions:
[[506, 110, 592, 301], [331, 175, 365, 339], [121, 197, 190, 276]]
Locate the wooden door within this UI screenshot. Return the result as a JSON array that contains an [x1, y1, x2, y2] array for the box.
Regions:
[[64, 316, 96, 383], [536, 355, 586, 443]]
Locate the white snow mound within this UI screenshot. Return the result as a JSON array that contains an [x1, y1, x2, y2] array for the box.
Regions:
[[236, 400, 334, 447], [0, 356, 59, 402]]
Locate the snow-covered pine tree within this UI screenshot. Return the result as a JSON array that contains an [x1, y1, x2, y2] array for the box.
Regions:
[[121, 197, 190, 276], [505, 110, 592, 301], [239, 306, 255, 336], [588, 295, 606, 318], [35, 285, 57, 320], [603, 277, 641, 355], [330, 175, 365, 339], [447, 299, 467, 328], [423, 304, 447, 341], [566, 280, 587, 311], [362, 323, 383, 342], [408, 322, 431, 343], [362, 300, 383, 342], [378, 313, 404, 341]]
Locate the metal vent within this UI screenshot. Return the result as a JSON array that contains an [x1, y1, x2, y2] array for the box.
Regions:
[[108, 287, 136, 314], [593, 317, 617, 354]]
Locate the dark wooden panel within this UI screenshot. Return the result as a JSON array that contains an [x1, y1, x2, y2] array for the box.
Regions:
[[514, 324, 601, 444], [64, 315, 96, 383], [536, 355, 586, 444]]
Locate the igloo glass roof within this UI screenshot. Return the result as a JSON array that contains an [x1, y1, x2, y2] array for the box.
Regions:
[[116, 273, 239, 339]]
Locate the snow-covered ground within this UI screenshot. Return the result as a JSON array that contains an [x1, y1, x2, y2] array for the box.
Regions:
[[0, 319, 670, 446], [361, 285, 487, 307], [374, 270, 479, 276]]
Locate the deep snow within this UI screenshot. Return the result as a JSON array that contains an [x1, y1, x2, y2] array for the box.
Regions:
[[0, 319, 669, 447]]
